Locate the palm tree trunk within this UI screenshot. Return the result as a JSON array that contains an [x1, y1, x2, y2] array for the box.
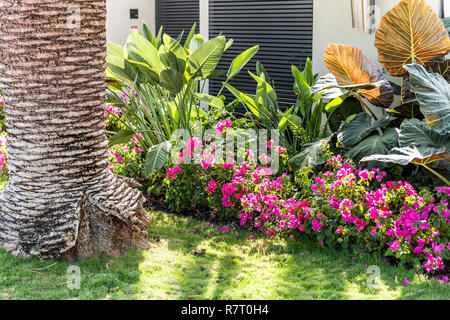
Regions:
[[0, 0, 150, 260]]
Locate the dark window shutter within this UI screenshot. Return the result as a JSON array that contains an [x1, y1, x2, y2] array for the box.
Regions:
[[209, 0, 314, 108], [156, 0, 199, 43]]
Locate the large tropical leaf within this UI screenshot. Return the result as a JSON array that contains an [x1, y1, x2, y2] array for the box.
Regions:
[[401, 59, 450, 103], [337, 113, 389, 147], [127, 31, 163, 71], [106, 55, 137, 84], [398, 118, 450, 154], [107, 41, 125, 59], [323, 44, 394, 107], [184, 23, 197, 49], [188, 36, 226, 79], [375, 0, 450, 76], [189, 34, 204, 52], [361, 146, 450, 166], [144, 141, 172, 176], [289, 139, 330, 170], [159, 69, 184, 94], [404, 64, 450, 134], [142, 21, 156, 46], [346, 128, 399, 164], [227, 45, 259, 80]]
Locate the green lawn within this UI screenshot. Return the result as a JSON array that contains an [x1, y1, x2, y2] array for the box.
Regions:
[[0, 175, 449, 300]]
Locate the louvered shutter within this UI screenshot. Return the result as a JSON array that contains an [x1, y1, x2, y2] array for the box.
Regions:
[[209, 0, 314, 108], [156, 0, 200, 43]]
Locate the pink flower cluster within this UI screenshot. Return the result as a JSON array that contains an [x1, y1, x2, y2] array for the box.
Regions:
[[215, 119, 232, 133], [306, 157, 449, 273], [0, 132, 6, 170]]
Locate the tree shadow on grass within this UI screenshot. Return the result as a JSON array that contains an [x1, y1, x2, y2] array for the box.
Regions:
[[146, 212, 244, 299]]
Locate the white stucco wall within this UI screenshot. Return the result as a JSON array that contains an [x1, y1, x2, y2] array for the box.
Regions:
[[312, 0, 444, 76], [106, 0, 156, 45]]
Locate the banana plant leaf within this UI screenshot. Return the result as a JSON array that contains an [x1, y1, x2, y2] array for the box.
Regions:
[[188, 36, 226, 79]]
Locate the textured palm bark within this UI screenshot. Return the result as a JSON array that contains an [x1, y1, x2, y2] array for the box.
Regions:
[[0, 0, 150, 260]]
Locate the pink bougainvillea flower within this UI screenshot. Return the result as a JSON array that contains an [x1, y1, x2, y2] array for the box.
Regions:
[[220, 227, 230, 233], [402, 280, 410, 286], [166, 166, 181, 180], [207, 180, 218, 194], [215, 119, 232, 133], [312, 219, 323, 231], [388, 240, 400, 251]]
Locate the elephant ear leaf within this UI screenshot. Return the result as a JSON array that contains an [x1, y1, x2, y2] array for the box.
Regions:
[[404, 64, 450, 134], [323, 43, 394, 108], [337, 113, 388, 147], [400, 59, 450, 103], [375, 0, 450, 76], [346, 128, 399, 164], [398, 118, 450, 154], [361, 146, 450, 166], [144, 141, 172, 176]]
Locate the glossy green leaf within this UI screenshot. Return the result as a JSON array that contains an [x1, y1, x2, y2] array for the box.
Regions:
[[184, 23, 197, 49], [107, 41, 124, 59], [398, 118, 450, 154], [127, 31, 163, 71], [327, 97, 363, 132], [142, 21, 156, 46]]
